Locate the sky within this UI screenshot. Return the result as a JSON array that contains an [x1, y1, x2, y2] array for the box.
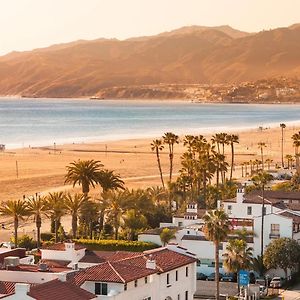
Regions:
[[0, 0, 300, 55]]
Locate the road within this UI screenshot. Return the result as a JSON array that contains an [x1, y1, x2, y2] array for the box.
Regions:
[[275, 283, 300, 300]]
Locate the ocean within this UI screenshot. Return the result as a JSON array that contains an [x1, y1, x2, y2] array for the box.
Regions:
[[1, 98, 300, 149]]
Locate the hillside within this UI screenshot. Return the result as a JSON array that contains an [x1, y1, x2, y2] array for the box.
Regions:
[[0, 25, 300, 98]]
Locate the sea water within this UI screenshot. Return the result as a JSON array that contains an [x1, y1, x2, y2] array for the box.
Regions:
[[0, 98, 300, 149]]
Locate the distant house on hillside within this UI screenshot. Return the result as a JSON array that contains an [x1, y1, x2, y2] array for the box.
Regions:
[[0, 144, 5, 152]]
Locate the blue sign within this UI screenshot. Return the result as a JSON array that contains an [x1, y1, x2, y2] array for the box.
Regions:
[[239, 270, 250, 286]]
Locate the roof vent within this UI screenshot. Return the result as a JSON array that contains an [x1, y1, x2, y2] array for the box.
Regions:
[[4, 256, 20, 267], [146, 256, 156, 270]]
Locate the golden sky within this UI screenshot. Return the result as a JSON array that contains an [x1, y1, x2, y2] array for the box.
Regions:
[[0, 0, 299, 55]]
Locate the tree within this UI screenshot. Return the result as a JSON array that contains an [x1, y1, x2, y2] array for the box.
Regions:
[[223, 239, 253, 290], [252, 171, 273, 256], [65, 159, 103, 195], [46, 192, 66, 243], [151, 139, 165, 188], [0, 199, 28, 247], [280, 123, 286, 168], [160, 228, 176, 246], [227, 134, 239, 181], [285, 154, 293, 169], [203, 209, 230, 300], [123, 209, 147, 240], [252, 255, 267, 278], [26, 194, 47, 248], [98, 169, 124, 192], [263, 238, 300, 280], [163, 132, 179, 183], [64, 193, 88, 238], [79, 200, 99, 239], [292, 132, 300, 172], [258, 142, 267, 170]]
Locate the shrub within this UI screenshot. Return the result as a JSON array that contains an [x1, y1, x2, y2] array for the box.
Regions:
[[41, 233, 55, 241], [11, 235, 36, 250], [74, 239, 158, 252]]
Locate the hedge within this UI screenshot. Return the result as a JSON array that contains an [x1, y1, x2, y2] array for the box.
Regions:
[[74, 239, 159, 252]]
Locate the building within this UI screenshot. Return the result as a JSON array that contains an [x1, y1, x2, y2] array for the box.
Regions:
[[0, 243, 197, 300]]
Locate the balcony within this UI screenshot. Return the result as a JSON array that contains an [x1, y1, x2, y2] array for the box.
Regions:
[[269, 233, 280, 239]]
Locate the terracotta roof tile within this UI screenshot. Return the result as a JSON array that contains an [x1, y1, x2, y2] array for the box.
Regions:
[[41, 243, 85, 251], [28, 279, 95, 300]]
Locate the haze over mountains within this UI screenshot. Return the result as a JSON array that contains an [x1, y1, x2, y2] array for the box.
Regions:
[[0, 24, 300, 98]]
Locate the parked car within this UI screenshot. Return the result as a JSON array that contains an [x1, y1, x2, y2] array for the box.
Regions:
[[255, 278, 267, 287], [197, 273, 207, 280], [270, 277, 284, 288], [221, 273, 237, 282], [207, 273, 224, 281]]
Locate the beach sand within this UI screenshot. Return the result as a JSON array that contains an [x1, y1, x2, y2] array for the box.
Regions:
[[0, 124, 299, 241]]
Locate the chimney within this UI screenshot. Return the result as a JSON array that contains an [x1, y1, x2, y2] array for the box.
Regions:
[[15, 283, 30, 296], [146, 255, 156, 270], [236, 187, 245, 204], [57, 272, 67, 282]]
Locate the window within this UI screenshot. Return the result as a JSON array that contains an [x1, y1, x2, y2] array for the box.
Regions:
[[176, 270, 178, 281], [185, 291, 188, 300], [271, 224, 280, 236], [167, 273, 170, 285], [178, 294, 180, 300], [145, 276, 148, 284], [247, 206, 252, 215], [187, 230, 190, 234], [227, 205, 232, 214], [178, 222, 183, 227], [196, 260, 201, 266], [185, 267, 189, 277], [124, 283, 127, 291], [143, 297, 151, 300], [95, 283, 108, 295], [134, 280, 138, 287], [263, 207, 266, 215]]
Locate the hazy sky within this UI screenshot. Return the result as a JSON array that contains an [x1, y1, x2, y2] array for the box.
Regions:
[[0, 0, 299, 55]]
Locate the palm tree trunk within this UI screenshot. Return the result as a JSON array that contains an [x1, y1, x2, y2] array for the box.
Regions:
[[169, 150, 173, 182], [230, 142, 234, 180], [72, 214, 77, 238], [14, 217, 18, 248], [261, 148, 264, 171], [36, 215, 42, 248], [261, 186, 265, 257], [241, 165, 244, 177], [215, 241, 220, 300], [55, 218, 58, 243], [156, 148, 165, 188], [281, 128, 284, 168]]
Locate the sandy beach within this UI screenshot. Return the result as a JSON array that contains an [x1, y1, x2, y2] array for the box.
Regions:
[[0, 124, 299, 241]]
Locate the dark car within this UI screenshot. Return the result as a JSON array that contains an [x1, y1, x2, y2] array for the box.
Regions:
[[197, 273, 207, 280], [207, 273, 224, 281], [221, 273, 237, 282]]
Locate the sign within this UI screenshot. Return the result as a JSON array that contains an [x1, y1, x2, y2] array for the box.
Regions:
[[239, 270, 249, 286]]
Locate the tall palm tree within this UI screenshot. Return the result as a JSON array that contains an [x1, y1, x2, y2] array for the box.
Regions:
[[280, 123, 286, 168], [64, 193, 88, 238], [227, 134, 239, 180], [151, 139, 165, 188], [0, 199, 28, 247], [258, 142, 267, 170], [203, 209, 230, 300], [26, 194, 47, 248], [223, 239, 253, 291], [79, 200, 99, 239], [285, 154, 293, 169], [98, 169, 125, 192], [252, 171, 273, 257], [65, 159, 103, 195], [46, 192, 66, 243], [292, 132, 300, 172], [163, 132, 179, 183]]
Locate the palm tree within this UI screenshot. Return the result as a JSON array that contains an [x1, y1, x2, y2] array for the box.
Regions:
[[252, 171, 273, 257], [64, 193, 88, 238], [285, 154, 293, 169], [252, 255, 267, 278], [79, 200, 99, 239], [0, 199, 28, 247], [258, 142, 267, 170], [46, 192, 66, 243], [26, 194, 47, 248], [160, 228, 176, 246], [65, 159, 103, 195], [98, 169, 125, 192], [163, 132, 179, 182], [280, 123, 286, 168], [223, 239, 253, 291], [265, 158, 273, 170], [123, 209, 147, 240], [227, 134, 239, 180], [292, 132, 300, 172], [203, 209, 230, 300], [151, 139, 165, 188]]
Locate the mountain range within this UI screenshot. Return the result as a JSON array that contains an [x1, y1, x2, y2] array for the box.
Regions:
[[0, 24, 300, 98]]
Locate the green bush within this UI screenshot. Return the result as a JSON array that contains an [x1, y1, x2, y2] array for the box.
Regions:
[[41, 232, 55, 241], [11, 235, 36, 250], [74, 239, 158, 252]]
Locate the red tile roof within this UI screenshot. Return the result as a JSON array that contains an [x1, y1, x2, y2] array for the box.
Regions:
[[72, 248, 196, 285], [0, 281, 17, 295], [28, 279, 95, 300], [0, 248, 26, 264], [40, 259, 71, 268], [41, 243, 85, 251], [5, 264, 70, 273], [79, 250, 141, 263]]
